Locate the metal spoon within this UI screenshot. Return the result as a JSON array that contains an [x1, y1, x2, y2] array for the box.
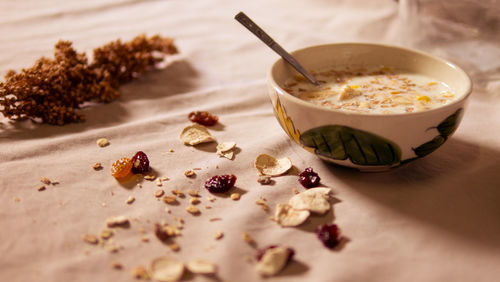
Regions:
[[235, 12, 320, 86]]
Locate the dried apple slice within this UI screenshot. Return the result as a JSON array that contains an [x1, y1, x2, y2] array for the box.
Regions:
[[288, 187, 331, 214], [274, 203, 310, 227], [180, 123, 216, 145], [254, 154, 292, 176]]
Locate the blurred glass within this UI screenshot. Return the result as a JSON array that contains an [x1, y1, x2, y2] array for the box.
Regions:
[[398, 0, 500, 91]]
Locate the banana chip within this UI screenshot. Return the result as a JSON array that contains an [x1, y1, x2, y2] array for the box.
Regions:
[[180, 123, 216, 145], [288, 187, 331, 214], [216, 141, 236, 159], [274, 203, 310, 227], [149, 257, 184, 282], [255, 247, 293, 277], [254, 154, 292, 176]]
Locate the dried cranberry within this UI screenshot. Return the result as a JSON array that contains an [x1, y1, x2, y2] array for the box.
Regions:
[[131, 151, 150, 174], [204, 174, 236, 193], [316, 224, 341, 249], [298, 167, 321, 188], [255, 245, 295, 262], [188, 111, 218, 126]]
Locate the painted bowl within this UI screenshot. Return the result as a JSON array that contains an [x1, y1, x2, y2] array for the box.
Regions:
[[267, 43, 472, 171]]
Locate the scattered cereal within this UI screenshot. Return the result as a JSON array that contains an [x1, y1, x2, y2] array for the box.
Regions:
[[207, 195, 216, 202], [155, 223, 180, 241], [230, 193, 241, 201], [274, 203, 310, 227], [162, 195, 177, 204], [180, 123, 216, 145], [100, 229, 114, 240], [131, 266, 150, 280], [144, 174, 156, 181], [141, 236, 149, 242], [254, 154, 292, 176], [186, 260, 217, 275], [93, 162, 103, 170], [82, 234, 99, 244], [37, 185, 46, 191], [40, 176, 51, 185], [126, 196, 135, 204], [209, 217, 221, 222], [189, 197, 200, 205], [184, 170, 195, 177], [111, 261, 123, 270], [186, 206, 200, 215], [154, 189, 165, 198], [172, 190, 185, 197], [168, 243, 181, 252], [213, 231, 224, 240], [257, 175, 272, 185], [205, 205, 212, 209], [242, 232, 256, 245], [96, 138, 109, 147], [155, 178, 163, 187], [187, 189, 200, 197], [106, 216, 129, 227]]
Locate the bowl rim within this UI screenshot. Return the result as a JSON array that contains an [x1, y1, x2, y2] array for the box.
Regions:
[[267, 42, 473, 118]]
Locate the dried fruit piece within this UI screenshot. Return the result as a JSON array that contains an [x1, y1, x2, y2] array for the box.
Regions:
[[204, 174, 236, 193], [255, 246, 295, 277], [149, 257, 184, 282], [186, 260, 217, 275], [131, 151, 149, 174], [288, 187, 331, 214], [180, 123, 216, 145], [106, 216, 129, 227], [317, 224, 342, 249], [188, 111, 218, 126], [274, 203, 310, 227], [216, 141, 236, 159], [298, 167, 321, 188], [97, 138, 110, 147], [110, 157, 132, 179], [254, 154, 292, 176]]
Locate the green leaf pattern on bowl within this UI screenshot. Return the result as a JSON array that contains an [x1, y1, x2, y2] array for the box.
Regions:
[[412, 108, 463, 157], [300, 125, 402, 166]]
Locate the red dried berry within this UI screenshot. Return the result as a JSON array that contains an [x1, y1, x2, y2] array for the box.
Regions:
[[255, 245, 295, 262], [188, 111, 218, 126], [131, 151, 149, 174], [204, 174, 236, 193], [298, 167, 321, 188], [316, 224, 341, 249]]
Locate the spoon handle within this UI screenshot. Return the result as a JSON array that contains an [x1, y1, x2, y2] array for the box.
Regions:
[[235, 12, 320, 86]]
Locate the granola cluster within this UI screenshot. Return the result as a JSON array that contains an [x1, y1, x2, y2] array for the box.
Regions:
[[0, 34, 177, 125]]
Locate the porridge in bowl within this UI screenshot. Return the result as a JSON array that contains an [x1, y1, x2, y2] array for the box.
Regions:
[[284, 66, 456, 114]]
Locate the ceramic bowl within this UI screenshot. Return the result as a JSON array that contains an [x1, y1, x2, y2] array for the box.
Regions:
[[267, 43, 472, 171]]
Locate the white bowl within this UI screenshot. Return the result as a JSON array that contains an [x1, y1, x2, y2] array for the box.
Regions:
[[267, 43, 472, 171]]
